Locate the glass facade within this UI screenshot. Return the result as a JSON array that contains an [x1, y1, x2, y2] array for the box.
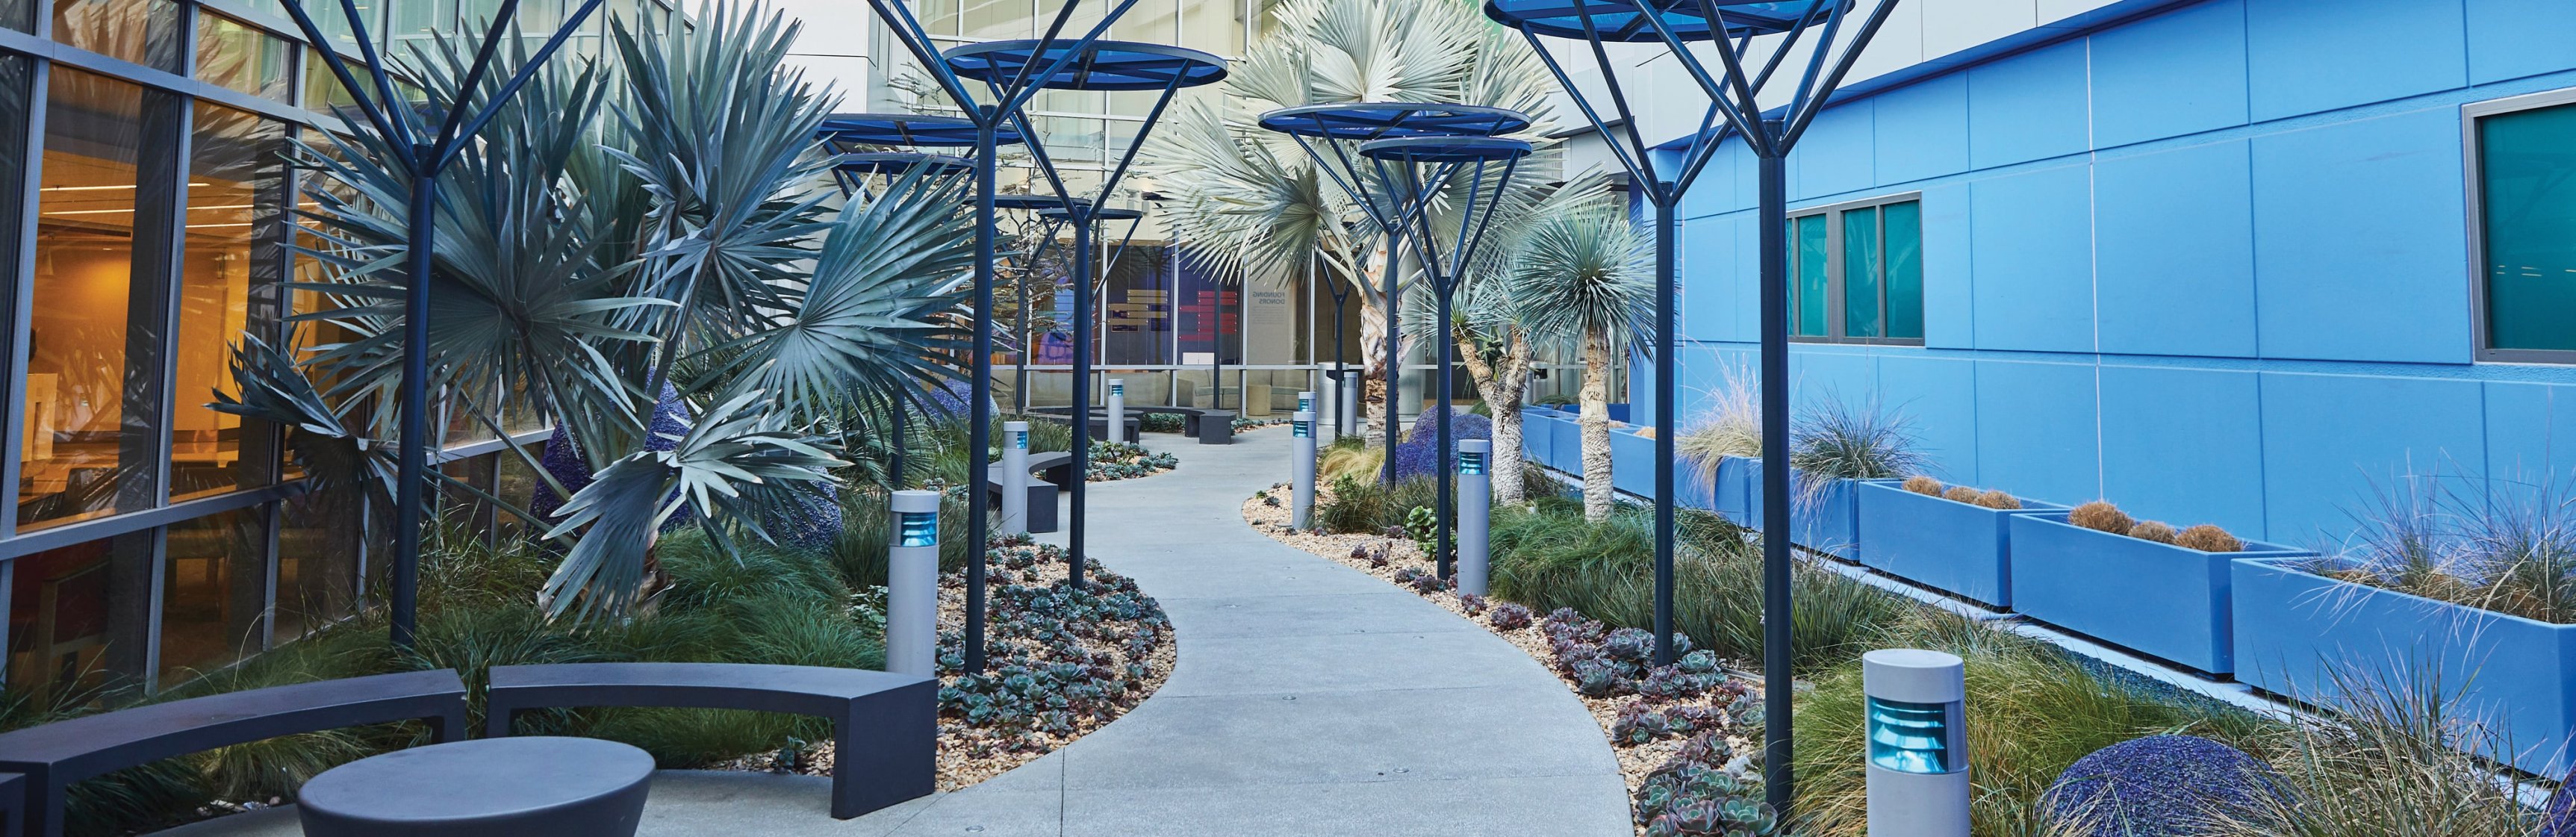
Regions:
[[2477, 99, 2576, 354], [0, 0, 624, 698], [1785, 196, 1924, 345]]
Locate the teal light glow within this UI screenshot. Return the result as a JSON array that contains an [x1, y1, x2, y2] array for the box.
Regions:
[[1110, 383, 1124, 396], [1294, 420, 1312, 438], [897, 511, 939, 547], [1012, 430, 1028, 449], [1458, 450, 1486, 475], [1866, 697, 1952, 774]]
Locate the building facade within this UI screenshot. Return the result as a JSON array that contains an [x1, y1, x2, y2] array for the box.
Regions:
[[1656, 0, 2576, 546], [0, 0, 668, 701]]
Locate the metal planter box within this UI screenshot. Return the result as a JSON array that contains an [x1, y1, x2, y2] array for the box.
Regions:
[[1607, 426, 1655, 499], [1517, 407, 1558, 470], [2007, 514, 2310, 676], [1711, 458, 1885, 558], [2232, 556, 2576, 777], [1854, 483, 2065, 609]]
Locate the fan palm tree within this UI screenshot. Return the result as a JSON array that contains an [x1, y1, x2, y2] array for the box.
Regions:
[[1138, 0, 1559, 433], [1513, 200, 1652, 521], [218, 2, 974, 620]]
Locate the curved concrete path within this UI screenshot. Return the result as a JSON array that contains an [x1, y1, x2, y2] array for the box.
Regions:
[[161, 427, 1629, 836]]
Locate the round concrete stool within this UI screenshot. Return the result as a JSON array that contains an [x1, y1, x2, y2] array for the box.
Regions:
[[298, 736, 653, 837]]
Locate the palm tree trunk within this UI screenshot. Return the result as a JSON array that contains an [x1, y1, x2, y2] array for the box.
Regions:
[[1460, 325, 1534, 505], [1578, 325, 1613, 521]]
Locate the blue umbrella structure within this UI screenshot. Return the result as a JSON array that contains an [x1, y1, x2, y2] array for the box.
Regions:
[[1485, 0, 1902, 814]]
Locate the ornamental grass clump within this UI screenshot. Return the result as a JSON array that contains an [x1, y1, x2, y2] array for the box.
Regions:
[[1943, 485, 1982, 504], [2069, 501, 2134, 535], [2130, 520, 2180, 544], [1976, 489, 2023, 511], [1679, 366, 1762, 481], [1903, 474, 1944, 496], [1788, 396, 1926, 483], [2174, 524, 2244, 553], [2312, 471, 2576, 623], [2199, 665, 2547, 837]]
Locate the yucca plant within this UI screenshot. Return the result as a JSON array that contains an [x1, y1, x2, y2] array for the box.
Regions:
[[1511, 200, 1652, 521], [217, 3, 974, 622]]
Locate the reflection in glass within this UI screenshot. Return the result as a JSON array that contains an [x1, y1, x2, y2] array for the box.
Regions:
[[1843, 205, 1880, 338], [6, 534, 151, 701], [2, 0, 31, 32], [1108, 0, 1173, 42], [173, 104, 287, 502], [26, 69, 161, 530], [197, 13, 295, 102], [276, 494, 360, 641], [959, 0, 1025, 39], [51, 0, 181, 71], [158, 508, 270, 682]]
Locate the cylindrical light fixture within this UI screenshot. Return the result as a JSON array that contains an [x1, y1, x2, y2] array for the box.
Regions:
[[886, 490, 944, 676], [1291, 409, 1317, 530], [1001, 420, 1030, 535], [1456, 438, 1491, 596], [1863, 648, 1970, 837], [1106, 378, 1127, 443]]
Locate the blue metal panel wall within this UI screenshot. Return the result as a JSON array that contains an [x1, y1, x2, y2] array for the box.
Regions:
[[1659, 0, 2576, 543]]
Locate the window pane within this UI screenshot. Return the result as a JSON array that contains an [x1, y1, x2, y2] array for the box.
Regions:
[[1844, 205, 1881, 338], [1792, 214, 1828, 337], [961, 0, 1026, 39], [6, 534, 152, 700], [173, 104, 287, 502], [27, 69, 161, 531], [2, 0, 31, 32], [1180, 0, 1243, 55], [916, 0, 959, 35], [302, 49, 370, 112], [51, 0, 181, 70], [276, 493, 360, 641], [2481, 103, 2576, 352], [1885, 200, 1923, 340], [159, 508, 270, 683], [1104, 242, 1172, 364], [0, 55, 28, 307], [197, 13, 296, 102], [1109, 0, 1173, 42]]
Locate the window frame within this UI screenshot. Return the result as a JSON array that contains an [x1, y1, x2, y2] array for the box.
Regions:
[[1786, 190, 1924, 346], [2465, 86, 2576, 364]]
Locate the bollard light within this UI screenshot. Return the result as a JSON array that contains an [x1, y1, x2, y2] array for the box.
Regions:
[[1107, 378, 1127, 443], [1000, 420, 1030, 536], [1456, 438, 1491, 596], [1298, 390, 1331, 444], [1341, 369, 1360, 438], [1290, 410, 1316, 530], [886, 490, 942, 676], [1863, 648, 1970, 837]]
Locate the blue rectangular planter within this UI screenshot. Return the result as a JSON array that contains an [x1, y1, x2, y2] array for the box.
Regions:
[[1711, 457, 1756, 523], [1854, 483, 2065, 609], [1607, 426, 1654, 498], [1710, 458, 1884, 558], [2233, 557, 2576, 777], [2008, 514, 2310, 675], [1517, 407, 1556, 469], [1548, 411, 1581, 473]]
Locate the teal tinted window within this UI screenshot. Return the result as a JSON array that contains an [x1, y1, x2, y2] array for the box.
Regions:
[[1885, 201, 1924, 340], [1844, 206, 1882, 337], [1793, 214, 1829, 337], [2481, 102, 2576, 352]]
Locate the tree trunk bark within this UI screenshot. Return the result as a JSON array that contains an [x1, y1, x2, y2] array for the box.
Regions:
[[1460, 324, 1534, 505], [1579, 326, 1613, 522]]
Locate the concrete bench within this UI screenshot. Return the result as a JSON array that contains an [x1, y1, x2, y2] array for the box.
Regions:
[[0, 670, 469, 837], [1194, 410, 1235, 445], [483, 663, 936, 820], [1, 772, 22, 837], [983, 472, 1059, 532]]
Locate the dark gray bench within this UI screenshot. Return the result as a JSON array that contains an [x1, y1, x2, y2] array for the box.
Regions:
[[1, 772, 22, 837], [1195, 410, 1235, 445], [483, 663, 936, 820], [983, 472, 1059, 532], [0, 670, 469, 837]]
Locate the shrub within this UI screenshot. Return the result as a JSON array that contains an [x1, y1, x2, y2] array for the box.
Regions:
[[1789, 396, 1924, 482], [2171, 524, 2241, 553], [1317, 437, 1382, 483], [2041, 735, 2279, 836], [1902, 475, 1944, 496], [2204, 665, 2541, 837], [2129, 520, 2179, 544], [1392, 408, 1492, 482], [1975, 489, 2023, 511], [1942, 485, 1982, 504], [2068, 501, 2133, 535]]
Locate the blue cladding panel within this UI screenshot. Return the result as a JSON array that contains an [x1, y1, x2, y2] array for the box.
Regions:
[[1794, 102, 1876, 200], [1919, 184, 1973, 349], [2258, 372, 2487, 545], [1682, 213, 1749, 343], [2482, 382, 2558, 483], [2466, 0, 2576, 84], [2244, 0, 2466, 121], [1877, 354, 1979, 483], [1967, 40, 2091, 169], [1972, 360, 2099, 503], [1970, 166, 2094, 352], [1789, 349, 1873, 406], [2250, 108, 2471, 364], [2094, 140, 2258, 358], [2097, 365, 2268, 536], [2090, 0, 2249, 148], [1873, 74, 1970, 186]]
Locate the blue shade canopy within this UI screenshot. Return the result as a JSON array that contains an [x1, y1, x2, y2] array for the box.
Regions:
[[1483, 0, 1842, 42], [994, 194, 1085, 211], [814, 113, 1024, 147], [1357, 136, 1536, 164], [1038, 206, 1146, 221], [1255, 103, 1534, 140], [942, 40, 1228, 92], [833, 152, 972, 176]]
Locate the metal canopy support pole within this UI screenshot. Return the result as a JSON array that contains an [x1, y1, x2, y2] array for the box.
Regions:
[[391, 159, 435, 647], [965, 115, 1000, 673], [1756, 130, 1793, 816], [1068, 208, 1093, 588]]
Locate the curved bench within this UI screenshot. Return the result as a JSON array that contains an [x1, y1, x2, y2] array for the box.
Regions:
[[483, 663, 935, 820], [0, 670, 468, 837], [1, 772, 22, 837]]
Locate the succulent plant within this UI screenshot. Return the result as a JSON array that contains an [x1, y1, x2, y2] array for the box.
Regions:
[[1974, 489, 2022, 510], [2130, 520, 2179, 544], [2174, 523, 2243, 553], [1367, 545, 1390, 568], [1348, 544, 1371, 562], [1458, 593, 1489, 615], [1488, 603, 1534, 630], [1409, 568, 1452, 594], [1943, 485, 1982, 504], [2070, 500, 2134, 535], [1678, 649, 1720, 675], [1903, 474, 1945, 496], [1604, 628, 1656, 662], [1572, 659, 1628, 697]]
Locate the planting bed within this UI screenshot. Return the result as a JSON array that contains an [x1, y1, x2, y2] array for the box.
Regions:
[[1244, 485, 1772, 836]]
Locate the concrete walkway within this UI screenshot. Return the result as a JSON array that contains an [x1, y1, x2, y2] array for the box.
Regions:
[[163, 427, 1631, 836]]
